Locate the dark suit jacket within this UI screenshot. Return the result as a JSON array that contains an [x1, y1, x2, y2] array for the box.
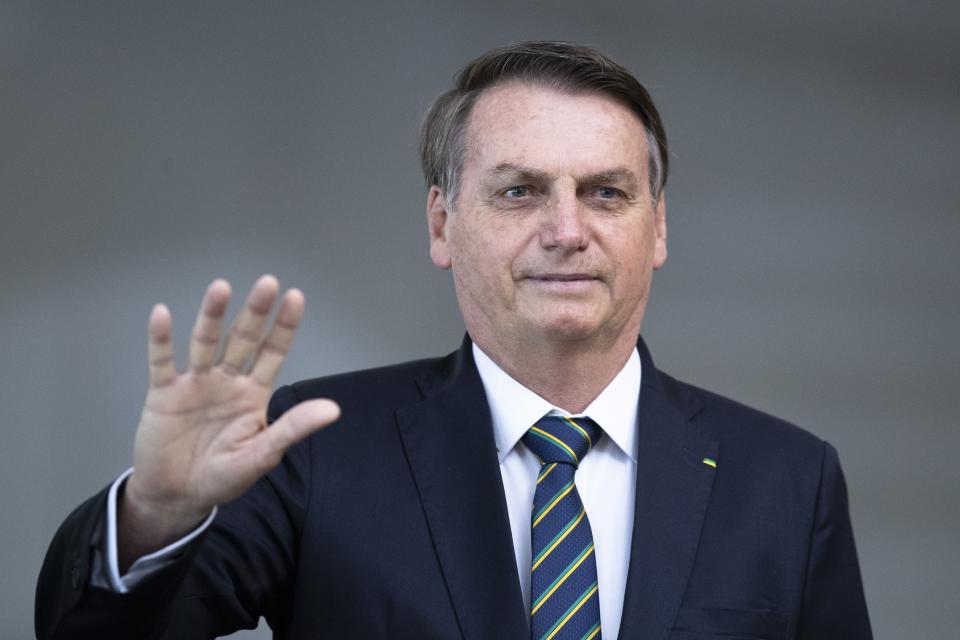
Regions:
[[36, 337, 871, 639]]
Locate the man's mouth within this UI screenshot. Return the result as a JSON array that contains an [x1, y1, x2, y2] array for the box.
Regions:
[[531, 273, 595, 281], [523, 273, 599, 292]]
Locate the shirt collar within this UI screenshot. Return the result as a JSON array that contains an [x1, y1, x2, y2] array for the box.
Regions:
[[472, 343, 641, 464]]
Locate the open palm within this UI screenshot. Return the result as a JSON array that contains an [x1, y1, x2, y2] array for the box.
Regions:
[[119, 276, 338, 566]]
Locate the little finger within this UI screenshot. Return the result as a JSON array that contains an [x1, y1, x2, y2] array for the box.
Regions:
[[147, 304, 177, 387]]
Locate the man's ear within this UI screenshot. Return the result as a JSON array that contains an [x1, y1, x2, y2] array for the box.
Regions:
[[427, 186, 452, 270], [653, 194, 668, 270]]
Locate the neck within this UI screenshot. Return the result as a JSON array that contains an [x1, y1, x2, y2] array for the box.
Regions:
[[473, 330, 639, 414]]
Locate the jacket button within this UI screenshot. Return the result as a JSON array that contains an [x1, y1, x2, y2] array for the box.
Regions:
[[71, 558, 81, 590]]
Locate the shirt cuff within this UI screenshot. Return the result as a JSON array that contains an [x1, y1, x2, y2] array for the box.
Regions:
[[93, 468, 217, 593]]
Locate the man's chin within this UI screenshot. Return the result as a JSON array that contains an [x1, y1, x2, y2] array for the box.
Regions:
[[526, 316, 606, 344]]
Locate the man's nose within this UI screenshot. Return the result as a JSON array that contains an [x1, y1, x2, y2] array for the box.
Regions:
[[539, 189, 588, 251]]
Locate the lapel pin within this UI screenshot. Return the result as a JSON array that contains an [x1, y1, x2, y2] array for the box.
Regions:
[[702, 457, 717, 469]]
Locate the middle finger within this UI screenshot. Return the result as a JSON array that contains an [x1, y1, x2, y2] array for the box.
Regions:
[[219, 275, 279, 373]]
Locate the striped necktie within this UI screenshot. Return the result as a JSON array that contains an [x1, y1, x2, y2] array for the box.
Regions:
[[522, 415, 603, 640]]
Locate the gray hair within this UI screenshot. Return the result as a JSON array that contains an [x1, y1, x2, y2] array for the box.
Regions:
[[419, 41, 669, 207]]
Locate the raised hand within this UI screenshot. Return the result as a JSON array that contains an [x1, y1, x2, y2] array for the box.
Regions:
[[118, 276, 339, 569]]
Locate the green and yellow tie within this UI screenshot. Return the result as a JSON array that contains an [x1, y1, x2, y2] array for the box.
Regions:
[[523, 415, 603, 640]]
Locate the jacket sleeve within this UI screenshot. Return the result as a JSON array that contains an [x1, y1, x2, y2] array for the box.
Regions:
[[35, 384, 309, 640], [795, 442, 873, 639]]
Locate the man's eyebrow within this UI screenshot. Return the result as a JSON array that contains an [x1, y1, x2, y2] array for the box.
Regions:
[[488, 163, 639, 187], [489, 163, 552, 183], [577, 167, 639, 188]]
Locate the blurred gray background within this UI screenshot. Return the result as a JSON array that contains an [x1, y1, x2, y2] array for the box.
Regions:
[[3, 1, 957, 638]]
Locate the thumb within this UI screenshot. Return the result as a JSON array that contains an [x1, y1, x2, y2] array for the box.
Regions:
[[265, 398, 341, 454]]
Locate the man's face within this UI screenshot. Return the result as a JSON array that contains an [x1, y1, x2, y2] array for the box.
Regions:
[[427, 82, 667, 352]]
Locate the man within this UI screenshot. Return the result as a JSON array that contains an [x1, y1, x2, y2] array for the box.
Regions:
[[36, 41, 872, 639]]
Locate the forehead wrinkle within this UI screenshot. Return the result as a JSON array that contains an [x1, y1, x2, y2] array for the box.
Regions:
[[464, 84, 651, 191]]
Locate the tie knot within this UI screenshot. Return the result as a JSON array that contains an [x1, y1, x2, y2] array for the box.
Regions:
[[522, 415, 602, 467]]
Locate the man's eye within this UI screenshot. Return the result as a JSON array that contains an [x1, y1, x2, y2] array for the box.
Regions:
[[504, 186, 529, 198], [596, 187, 622, 199]]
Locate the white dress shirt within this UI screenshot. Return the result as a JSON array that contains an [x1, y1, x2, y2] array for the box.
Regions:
[[473, 344, 640, 640], [96, 345, 641, 638], [90, 468, 218, 593]]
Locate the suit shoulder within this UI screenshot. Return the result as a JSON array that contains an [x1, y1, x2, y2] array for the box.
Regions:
[[270, 356, 444, 416], [657, 368, 827, 460]]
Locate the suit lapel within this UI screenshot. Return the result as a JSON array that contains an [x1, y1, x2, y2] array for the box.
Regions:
[[617, 340, 719, 640], [394, 336, 716, 639], [395, 340, 528, 640]]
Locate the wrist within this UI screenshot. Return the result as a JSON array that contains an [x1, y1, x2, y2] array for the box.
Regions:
[[116, 474, 212, 571]]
